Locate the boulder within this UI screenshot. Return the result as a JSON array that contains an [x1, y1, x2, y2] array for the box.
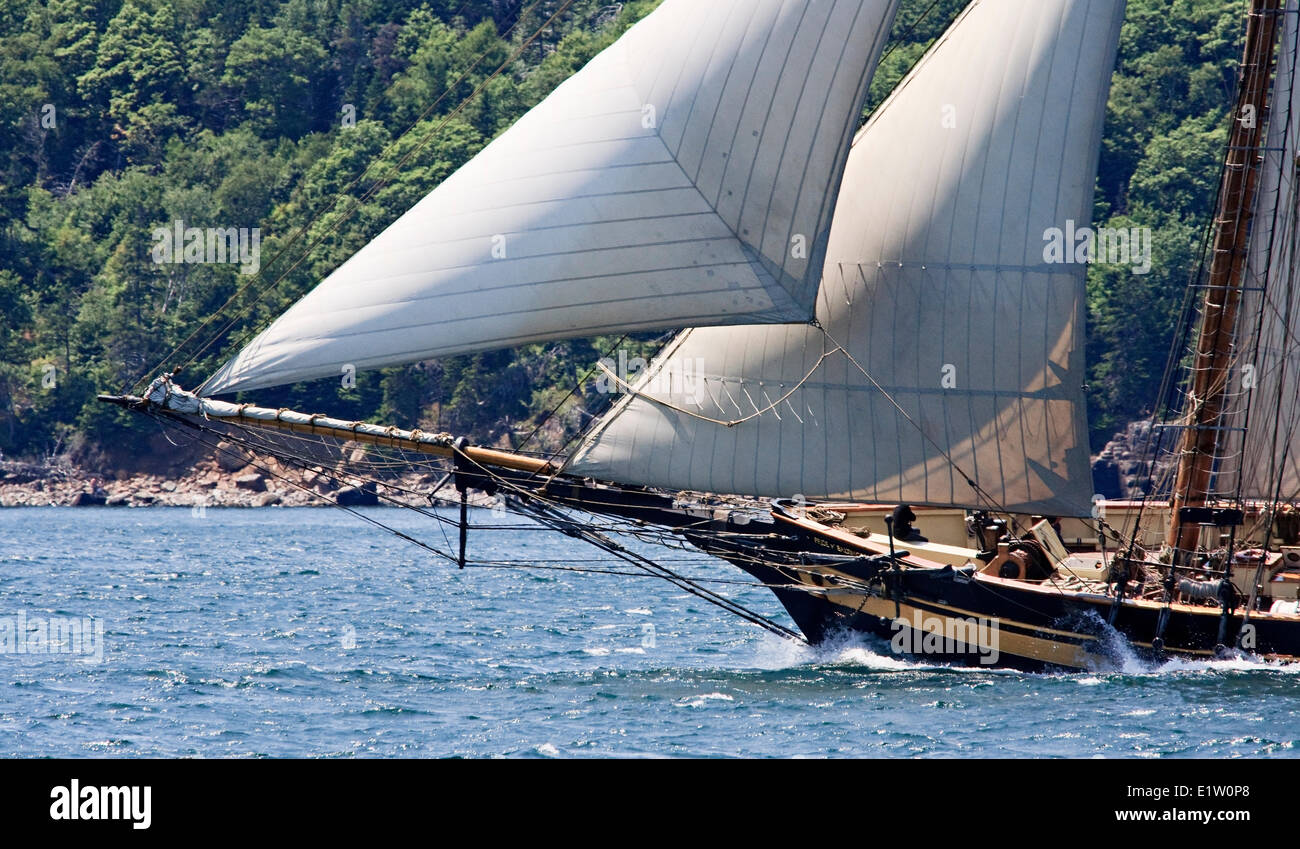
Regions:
[[214, 442, 246, 472], [70, 491, 106, 506], [234, 473, 266, 492], [335, 483, 379, 506], [1090, 458, 1122, 501]]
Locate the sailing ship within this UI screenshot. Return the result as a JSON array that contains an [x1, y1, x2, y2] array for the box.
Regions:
[[101, 0, 1300, 671]]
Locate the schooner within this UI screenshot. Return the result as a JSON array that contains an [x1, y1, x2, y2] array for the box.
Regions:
[[103, 0, 1300, 670]]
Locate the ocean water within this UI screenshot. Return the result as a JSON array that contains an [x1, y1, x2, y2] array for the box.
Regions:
[[1, 507, 1298, 758]]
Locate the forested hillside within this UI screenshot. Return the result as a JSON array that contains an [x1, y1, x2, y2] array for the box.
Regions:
[[0, 0, 1252, 469]]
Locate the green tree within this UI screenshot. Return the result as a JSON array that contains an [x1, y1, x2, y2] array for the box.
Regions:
[[222, 23, 329, 138], [77, 0, 191, 163]]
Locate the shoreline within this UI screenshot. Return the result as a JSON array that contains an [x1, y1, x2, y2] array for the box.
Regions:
[[0, 449, 485, 510], [6, 423, 1142, 509]]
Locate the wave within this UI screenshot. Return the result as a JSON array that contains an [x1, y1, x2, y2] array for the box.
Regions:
[[741, 621, 1300, 680]]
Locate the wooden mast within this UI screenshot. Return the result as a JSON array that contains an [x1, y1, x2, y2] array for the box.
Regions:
[[1168, 0, 1285, 550]]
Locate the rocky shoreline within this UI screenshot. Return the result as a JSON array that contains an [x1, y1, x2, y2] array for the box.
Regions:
[[5, 426, 1152, 509], [1089, 419, 1170, 500], [0, 445, 487, 510]]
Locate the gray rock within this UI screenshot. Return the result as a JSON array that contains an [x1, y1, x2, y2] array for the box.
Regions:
[[214, 442, 246, 472], [234, 473, 266, 492], [70, 491, 106, 506], [335, 484, 379, 506]]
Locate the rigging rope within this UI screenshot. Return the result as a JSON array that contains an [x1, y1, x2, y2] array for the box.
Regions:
[[513, 334, 628, 456], [143, 404, 814, 643], [1126, 0, 1297, 560], [588, 343, 843, 429]]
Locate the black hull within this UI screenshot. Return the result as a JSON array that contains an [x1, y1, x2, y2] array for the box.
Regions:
[[514, 475, 1300, 671], [688, 529, 1300, 672]]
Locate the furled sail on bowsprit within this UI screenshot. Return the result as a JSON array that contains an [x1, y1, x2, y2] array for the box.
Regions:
[[565, 0, 1127, 517], [200, 0, 901, 396], [1223, 0, 1300, 504]]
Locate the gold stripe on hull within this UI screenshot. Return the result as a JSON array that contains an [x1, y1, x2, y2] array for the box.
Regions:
[[812, 585, 1104, 670]]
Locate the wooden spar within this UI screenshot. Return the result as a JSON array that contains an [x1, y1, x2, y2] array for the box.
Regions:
[[96, 392, 555, 476], [1168, 0, 1284, 550]]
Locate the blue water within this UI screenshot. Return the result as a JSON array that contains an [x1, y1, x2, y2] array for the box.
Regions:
[[1, 507, 1298, 758]]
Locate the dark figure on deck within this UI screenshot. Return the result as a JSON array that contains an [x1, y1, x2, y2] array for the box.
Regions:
[[891, 504, 926, 542]]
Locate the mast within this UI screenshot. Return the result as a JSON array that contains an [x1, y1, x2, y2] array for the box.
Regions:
[[1167, 0, 1285, 550]]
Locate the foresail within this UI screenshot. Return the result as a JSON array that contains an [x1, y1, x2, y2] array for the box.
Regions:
[[201, 0, 900, 396], [1228, 0, 1300, 502], [566, 0, 1127, 517]]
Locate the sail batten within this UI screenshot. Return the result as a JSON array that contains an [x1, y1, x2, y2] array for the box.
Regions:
[[202, 0, 900, 396], [565, 0, 1127, 517]]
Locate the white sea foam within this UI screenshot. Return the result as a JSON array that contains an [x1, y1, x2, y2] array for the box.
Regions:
[[676, 692, 735, 709], [829, 644, 920, 671], [744, 630, 933, 672], [1081, 611, 1300, 677], [1139, 654, 1300, 676], [742, 617, 1298, 679]]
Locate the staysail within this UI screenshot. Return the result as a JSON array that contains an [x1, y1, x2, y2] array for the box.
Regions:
[[201, 0, 900, 396], [566, 0, 1127, 517], [1227, 0, 1300, 503]]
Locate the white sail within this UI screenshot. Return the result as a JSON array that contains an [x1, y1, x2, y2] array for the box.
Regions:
[[201, 0, 900, 396], [1229, 0, 1300, 502], [566, 0, 1127, 517]]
